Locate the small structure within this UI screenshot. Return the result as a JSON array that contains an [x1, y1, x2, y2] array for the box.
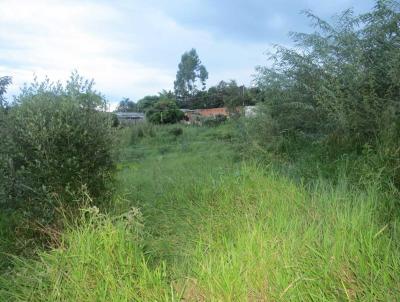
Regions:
[[196, 107, 229, 117], [115, 112, 145, 124], [181, 107, 229, 124], [181, 107, 254, 124]]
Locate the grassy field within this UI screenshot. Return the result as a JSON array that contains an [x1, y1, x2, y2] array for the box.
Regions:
[[1, 123, 399, 301]]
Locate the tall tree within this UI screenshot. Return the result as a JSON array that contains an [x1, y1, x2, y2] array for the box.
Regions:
[[116, 97, 137, 112], [136, 95, 160, 112], [174, 48, 208, 103], [146, 99, 184, 124]]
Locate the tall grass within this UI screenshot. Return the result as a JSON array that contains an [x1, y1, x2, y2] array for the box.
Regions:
[[1, 124, 399, 301], [181, 166, 400, 300], [0, 207, 171, 301]]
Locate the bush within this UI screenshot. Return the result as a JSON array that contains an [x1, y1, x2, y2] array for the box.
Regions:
[[254, 1, 400, 150], [110, 113, 120, 127], [0, 73, 115, 226], [146, 99, 184, 124], [202, 114, 227, 127], [248, 1, 400, 191]]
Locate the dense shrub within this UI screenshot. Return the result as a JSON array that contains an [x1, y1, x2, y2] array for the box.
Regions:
[[0, 73, 115, 225], [250, 0, 400, 189], [176, 80, 259, 110], [146, 99, 184, 124], [202, 114, 227, 127], [110, 113, 120, 127]]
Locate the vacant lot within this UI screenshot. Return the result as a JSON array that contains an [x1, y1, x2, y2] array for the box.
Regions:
[[2, 124, 399, 301]]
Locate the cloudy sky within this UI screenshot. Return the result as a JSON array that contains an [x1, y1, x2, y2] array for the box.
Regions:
[[1, 0, 375, 108]]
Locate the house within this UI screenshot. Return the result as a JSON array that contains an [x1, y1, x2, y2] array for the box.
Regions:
[[115, 112, 145, 124]]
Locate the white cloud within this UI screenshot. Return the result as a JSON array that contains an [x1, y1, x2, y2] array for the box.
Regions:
[[0, 0, 178, 103], [0, 0, 273, 106]]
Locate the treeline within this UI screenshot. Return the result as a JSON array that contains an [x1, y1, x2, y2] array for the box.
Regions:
[[116, 48, 262, 118], [117, 82, 261, 114]]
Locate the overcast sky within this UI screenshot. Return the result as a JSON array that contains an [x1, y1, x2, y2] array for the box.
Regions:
[[0, 0, 375, 108]]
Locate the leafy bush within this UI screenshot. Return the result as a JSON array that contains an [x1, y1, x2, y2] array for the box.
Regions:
[[146, 99, 184, 124], [110, 113, 120, 127], [0, 73, 115, 226], [202, 114, 227, 127], [249, 1, 400, 190]]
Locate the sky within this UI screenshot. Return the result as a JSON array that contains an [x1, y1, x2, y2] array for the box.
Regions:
[[0, 0, 375, 109]]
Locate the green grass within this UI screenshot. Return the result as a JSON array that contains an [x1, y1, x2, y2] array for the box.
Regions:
[[0, 211, 16, 270], [1, 123, 399, 301], [0, 208, 171, 301]]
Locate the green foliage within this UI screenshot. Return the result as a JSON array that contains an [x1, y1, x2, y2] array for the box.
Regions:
[[178, 80, 258, 110], [129, 122, 156, 144], [3, 2, 400, 300], [115, 125, 399, 300], [174, 48, 208, 102], [115, 97, 137, 112], [202, 114, 227, 127], [0, 73, 115, 226], [218, 80, 244, 112], [0, 76, 12, 109], [146, 99, 184, 124], [0, 206, 170, 301], [136, 95, 160, 112], [2, 124, 400, 300], [169, 127, 183, 137], [250, 0, 400, 190], [110, 113, 120, 127]]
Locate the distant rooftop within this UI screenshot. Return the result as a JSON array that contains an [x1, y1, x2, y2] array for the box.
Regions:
[[114, 112, 145, 118]]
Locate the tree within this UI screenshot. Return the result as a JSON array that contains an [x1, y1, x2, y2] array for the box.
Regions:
[[252, 0, 400, 161], [116, 97, 137, 112], [220, 80, 244, 114], [146, 98, 184, 124], [174, 48, 208, 103], [159, 89, 175, 100], [136, 95, 160, 112], [0, 76, 12, 109]]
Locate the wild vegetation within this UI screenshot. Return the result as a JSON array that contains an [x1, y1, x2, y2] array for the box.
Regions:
[[0, 73, 115, 255], [250, 0, 400, 195], [1, 1, 399, 301], [1, 124, 399, 301]]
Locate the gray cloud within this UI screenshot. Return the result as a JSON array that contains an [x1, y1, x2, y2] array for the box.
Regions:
[[147, 0, 375, 42]]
